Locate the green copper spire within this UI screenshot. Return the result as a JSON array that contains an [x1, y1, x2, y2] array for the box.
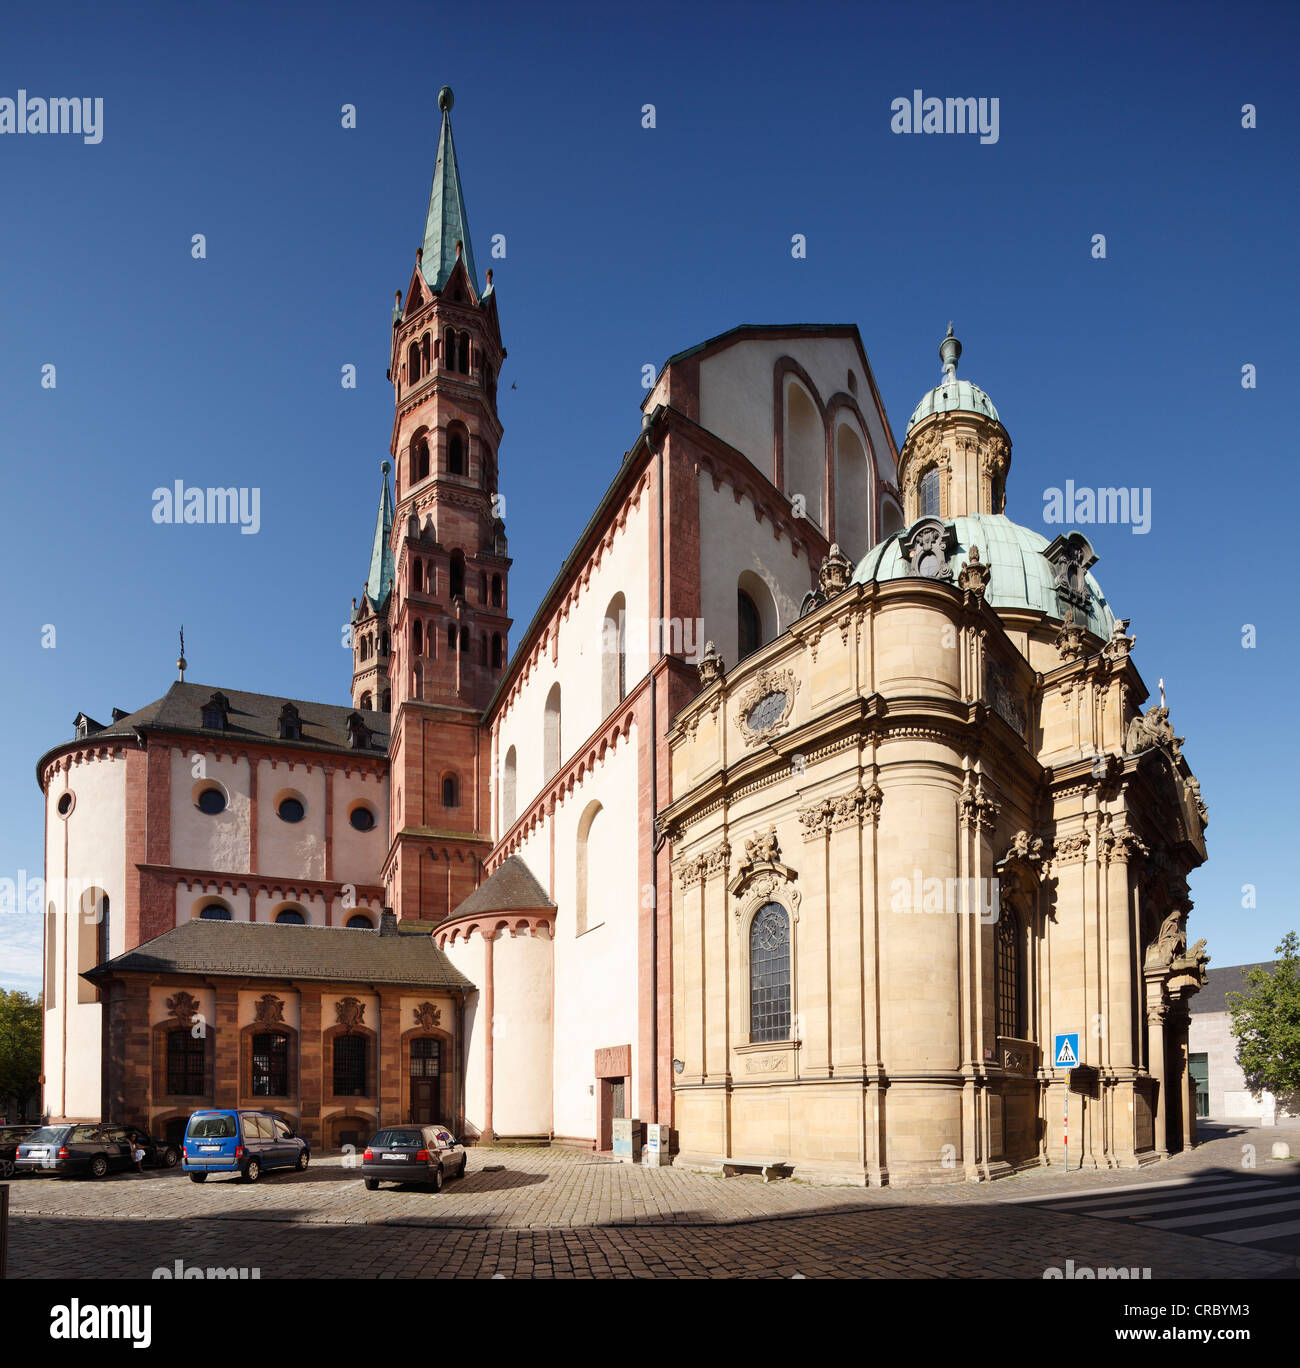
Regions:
[[421, 86, 479, 294], [365, 461, 395, 611]]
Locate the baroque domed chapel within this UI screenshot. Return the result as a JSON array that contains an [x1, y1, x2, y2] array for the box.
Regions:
[[37, 91, 1209, 1183]]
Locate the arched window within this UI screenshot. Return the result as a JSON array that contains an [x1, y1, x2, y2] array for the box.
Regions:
[[251, 1033, 288, 1096], [444, 327, 456, 367], [459, 625, 469, 654], [442, 773, 459, 807], [601, 592, 626, 717], [543, 683, 561, 779], [491, 575, 502, 607], [346, 913, 373, 929], [359, 692, 372, 711], [166, 1027, 205, 1096], [784, 378, 824, 529], [482, 445, 495, 493], [502, 745, 517, 829], [380, 631, 389, 656], [749, 902, 791, 1042], [275, 908, 306, 924], [96, 893, 110, 966], [834, 422, 871, 562], [380, 690, 390, 711], [411, 619, 423, 656], [412, 559, 423, 592], [919, 467, 941, 518], [448, 431, 465, 476], [737, 589, 763, 661], [333, 1035, 367, 1097], [576, 801, 603, 936], [479, 634, 488, 667], [420, 333, 431, 375], [879, 501, 905, 541], [407, 341, 420, 384], [458, 332, 471, 374], [199, 902, 231, 921], [447, 623, 457, 652], [996, 908, 1022, 1039], [491, 633, 503, 668], [478, 571, 487, 603], [413, 436, 430, 482], [450, 550, 465, 599]]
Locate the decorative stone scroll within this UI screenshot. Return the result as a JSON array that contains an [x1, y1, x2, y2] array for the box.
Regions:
[[958, 775, 999, 832], [797, 782, 883, 838], [901, 518, 956, 581], [677, 841, 732, 890], [413, 1002, 441, 1031], [166, 990, 201, 1026], [253, 993, 284, 1026], [735, 667, 801, 747], [1101, 617, 1136, 663], [335, 996, 366, 1032]]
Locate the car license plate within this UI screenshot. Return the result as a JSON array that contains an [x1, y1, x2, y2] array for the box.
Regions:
[[27, 1148, 48, 1157], [201, 1145, 221, 1152], [382, 1153, 407, 1160]]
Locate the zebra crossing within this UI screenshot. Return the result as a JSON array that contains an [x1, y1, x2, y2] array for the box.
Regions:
[[1006, 1170, 1300, 1255]]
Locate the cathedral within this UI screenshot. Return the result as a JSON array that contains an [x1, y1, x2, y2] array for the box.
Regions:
[[36, 87, 1211, 1181]]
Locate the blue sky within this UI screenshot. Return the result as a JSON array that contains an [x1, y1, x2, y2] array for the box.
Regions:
[[1, 0, 1295, 991]]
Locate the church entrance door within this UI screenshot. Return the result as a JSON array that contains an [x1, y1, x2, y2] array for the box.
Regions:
[[412, 1078, 437, 1124], [409, 1037, 442, 1123]]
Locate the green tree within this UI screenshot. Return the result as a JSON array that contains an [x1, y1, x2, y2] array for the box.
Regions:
[[1226, 932, 1300, 1102], [0, 988, 42, 1116]]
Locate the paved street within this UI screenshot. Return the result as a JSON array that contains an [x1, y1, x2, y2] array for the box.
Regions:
[[6, 1122, 1298, 1279]]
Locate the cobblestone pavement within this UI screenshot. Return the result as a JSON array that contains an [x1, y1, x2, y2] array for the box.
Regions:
[[7, 1121, 1298, 1279]]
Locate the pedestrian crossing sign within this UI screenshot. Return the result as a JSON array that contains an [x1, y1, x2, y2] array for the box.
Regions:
[[1053, 1033, 1079, 1069]]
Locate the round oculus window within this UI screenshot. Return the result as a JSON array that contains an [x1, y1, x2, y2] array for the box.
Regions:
[[745, 690, 789, 734], [56, 792, 74, 816], [197, 787, 226, 815], [278, 797, 305, 823], [349, 806, 376, 832]]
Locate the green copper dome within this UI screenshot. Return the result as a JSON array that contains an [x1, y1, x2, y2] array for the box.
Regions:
[[905, 323, 1001, 434], [851, 513, 1115, 640], [906, 378, 1000, 433]]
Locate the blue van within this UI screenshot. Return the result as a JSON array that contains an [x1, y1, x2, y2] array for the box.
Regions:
[[182, 1110, 309, 1183]]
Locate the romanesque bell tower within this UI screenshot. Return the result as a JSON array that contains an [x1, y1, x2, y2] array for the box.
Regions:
[[370, 85, 510, 922]]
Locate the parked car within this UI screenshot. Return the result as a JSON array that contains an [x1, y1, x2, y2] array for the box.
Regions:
[[182, 1109, 309, 1183], [0, 1124, 40, 1178], [126, 1129, 181, 1169], [14, 1122, 136, 1178], [361, 1124, 467, 1191]]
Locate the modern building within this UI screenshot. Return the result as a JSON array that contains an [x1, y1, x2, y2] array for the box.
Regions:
[[1188, 962, 1293, 1122], [38, 86, 1213, 1180]]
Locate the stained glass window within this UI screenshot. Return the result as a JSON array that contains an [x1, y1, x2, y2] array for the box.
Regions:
[[750, 902, 791, 1042]]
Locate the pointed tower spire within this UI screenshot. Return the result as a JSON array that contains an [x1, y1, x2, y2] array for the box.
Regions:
[[421, 86, 479, 294], [365, 461, 395, 610]]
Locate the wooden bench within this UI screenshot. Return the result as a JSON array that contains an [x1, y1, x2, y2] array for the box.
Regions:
[[719, 1157, 790, 1183]]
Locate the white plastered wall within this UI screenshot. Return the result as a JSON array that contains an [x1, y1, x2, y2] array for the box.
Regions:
[[492, 494, 650, 838], [551, 733, 640, 1140], [44, 752, 127, 1119]]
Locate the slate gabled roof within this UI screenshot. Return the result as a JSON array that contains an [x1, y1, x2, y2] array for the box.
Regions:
[[1189, 962, 1277, 1016], [450, 855, 554, 919], [41, 681, 389, 780], [86, 918, 473, 990]]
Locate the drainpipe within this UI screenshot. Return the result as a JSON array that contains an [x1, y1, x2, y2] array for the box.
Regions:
[[645, 406, 665, 1126]]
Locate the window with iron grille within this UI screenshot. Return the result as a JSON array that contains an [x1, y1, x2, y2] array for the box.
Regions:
[[251, 1032, 288, 1096], [166, 1028, 205, 1096], [409, 1036, 441, 1078], [749, 902, 791, 1042], [333, 1034, 368, 1097], [996, 909, 1021, 1038]]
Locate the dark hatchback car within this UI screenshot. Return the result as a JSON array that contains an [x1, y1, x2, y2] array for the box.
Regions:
[[362, 1125, 467, 1191], [15, 1122, 136, 1178], [0, 1124, 40, 1178]]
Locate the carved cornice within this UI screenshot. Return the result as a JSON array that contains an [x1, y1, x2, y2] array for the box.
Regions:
[[677, 840, 732, 890], [958, 775, 999, 832], [797, 782, 883, 838]]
